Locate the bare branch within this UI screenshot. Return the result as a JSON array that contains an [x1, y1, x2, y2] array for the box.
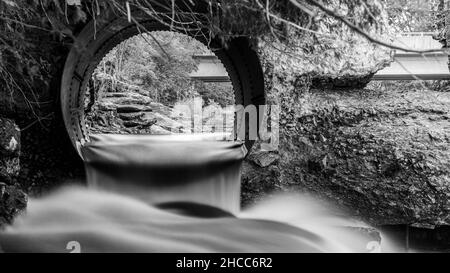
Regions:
[[301, 0, 446, 54]]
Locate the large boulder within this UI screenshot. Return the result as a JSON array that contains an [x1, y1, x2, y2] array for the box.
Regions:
[[246, 1, 450, 227], [277, 83, 450, 227], [246, 0, 393, 217], [257, 0, 393, 90]]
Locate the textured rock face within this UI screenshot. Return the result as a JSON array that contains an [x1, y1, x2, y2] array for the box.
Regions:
[[247, 1, 450, 227], [245, 2, 394, 209], [86, 90, 185, 135], [0, 118, 20, 184], [248, 16, 393, 214], [241, 147, 280, 207], [257, 3, 393, 90], [0, 183, 27, 226], [0, 118, 27, 227], [276, 83, 450, 227]]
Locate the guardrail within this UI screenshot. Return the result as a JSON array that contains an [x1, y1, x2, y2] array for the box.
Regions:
[[189, 33, 450, 82]]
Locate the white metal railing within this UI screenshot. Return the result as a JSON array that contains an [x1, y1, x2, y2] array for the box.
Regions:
[[398, 32, 435, 37]]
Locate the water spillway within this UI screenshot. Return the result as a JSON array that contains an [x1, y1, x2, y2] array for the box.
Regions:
[[81, 134, 246, 215], [0, 134, 386, 253]]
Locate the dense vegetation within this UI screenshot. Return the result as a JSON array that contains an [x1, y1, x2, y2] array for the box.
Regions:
[[90, 31, 233, 108], [385, 0, 442, 32], [84, 31, 234, 135]]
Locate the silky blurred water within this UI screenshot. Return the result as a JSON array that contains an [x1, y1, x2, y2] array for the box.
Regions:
[[0, 134, 402, 253], [0, 186, 393, 253]]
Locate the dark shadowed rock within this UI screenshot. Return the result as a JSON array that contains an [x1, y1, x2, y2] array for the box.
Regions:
[[0, 183, 27, 227], [122, 119, 157, 128], [118, 112, 145, 121], [116, 105, 152, 113]]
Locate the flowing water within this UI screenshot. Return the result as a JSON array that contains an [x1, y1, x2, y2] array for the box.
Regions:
[[0, 186, 395, 253], [0, 134, 399, 253], [81, 134, 245, 214]]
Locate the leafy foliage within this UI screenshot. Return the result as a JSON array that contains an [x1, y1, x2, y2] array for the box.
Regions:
[[92, 31, 233, 107], [384, 0, 442, 32]]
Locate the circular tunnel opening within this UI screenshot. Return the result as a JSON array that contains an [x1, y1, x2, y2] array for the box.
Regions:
[[84, 31, 236, 138], [61, 15, 265, 154]]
